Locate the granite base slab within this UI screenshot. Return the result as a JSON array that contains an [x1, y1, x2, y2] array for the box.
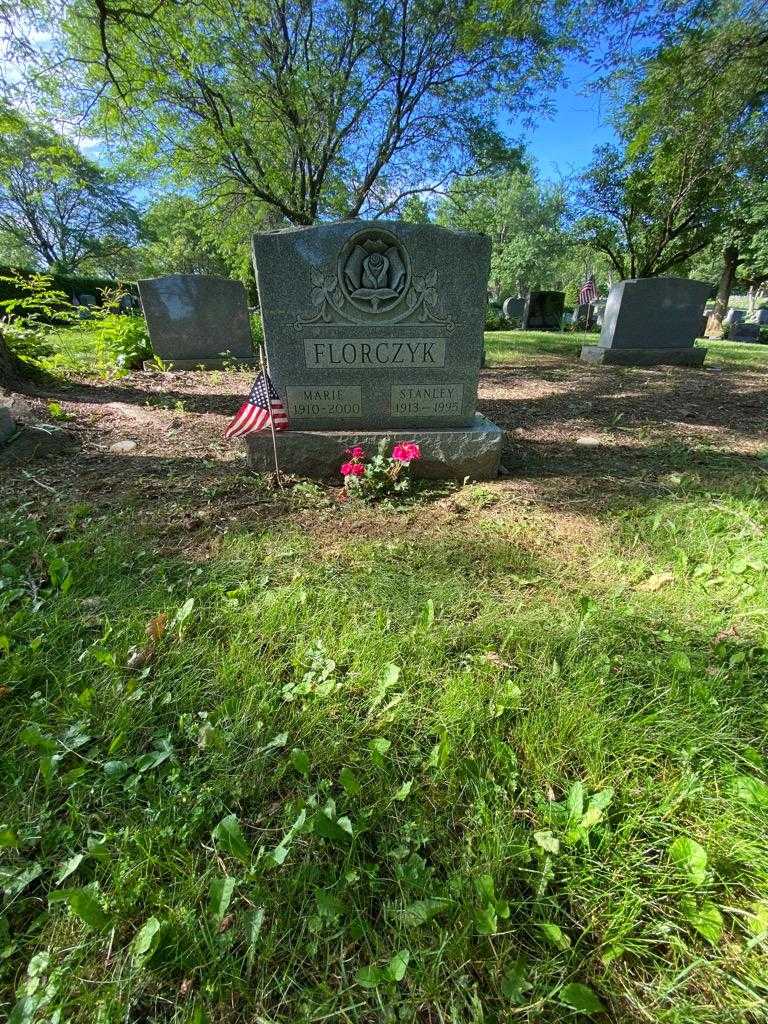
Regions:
[[580, 345, 706, 367], [245, 414, 503, 481], [142, 358, 259, 371]]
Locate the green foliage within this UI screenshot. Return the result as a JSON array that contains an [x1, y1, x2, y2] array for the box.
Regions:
[[485, 305, 505, 330], [437, 165, 569, 297], [0, 102, 140, 273], [55, 0, 576, 224], [0, 271, 76, 362], [90, 312, 151, 370]]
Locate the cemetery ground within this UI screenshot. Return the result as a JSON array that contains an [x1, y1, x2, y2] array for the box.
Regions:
[[2, 326, 768, 1024]]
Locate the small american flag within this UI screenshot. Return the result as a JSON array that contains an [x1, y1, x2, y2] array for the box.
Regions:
[[224, 370, 288, 439], [579, 277, 598, 305]]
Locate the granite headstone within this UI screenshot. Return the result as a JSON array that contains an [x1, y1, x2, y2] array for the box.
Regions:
[[247, 220, 501, 478], [725, 308, 745, 326], [580, 276, 709, 366], [252, 221, 489, 430], [502, 296, 524, 322], [522, 290, 565, 330], [730, 322, 760, 342], [138, 274, 256, 368]]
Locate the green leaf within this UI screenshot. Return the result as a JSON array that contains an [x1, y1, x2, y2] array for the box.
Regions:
[[0, 828, 18, 848], [566, 781, 584, 819], [681, 897, 723, 945], [368, 737, 391, 761], [559, 982, 606, 1016], [385, 949, 410, 982], [171, 597, 194, 631], [356, 965, 384, 988], [501, 957, 530, 1005], [54, 853, 85, 885], [474, 905, 498, 935], [381, 663, 401, 687], [132, 916, 164, 964], [312, 810, 353, 845], [212, 814, 251, 865], [208, 876, 236, 924], [316, 892, 346, 919], [393, 779, 413, 801], [534, 830, 560, 854], [537, 922, 571, 950], [49, 888, 110, 930], [399, 897, 452, 927], [2, 862, 43, 897], [261, 732, 288, 753], [340, 766, 362, 796], [668, 836, 708, 885], [669, 652, 692, 673], [290, 748, 310, 776], [733, 774, 768, 807]]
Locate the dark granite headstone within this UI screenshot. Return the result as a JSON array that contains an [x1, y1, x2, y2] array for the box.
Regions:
[[724, 308, 745, 325], [580, 276, 709, 366], [138, 274, 256, 368], [246, 220, 502, 478], [755, 309, 768, 325], [502, 296, 524, 322], [730, 322, 760, 342], [522, 290, 564, 330]]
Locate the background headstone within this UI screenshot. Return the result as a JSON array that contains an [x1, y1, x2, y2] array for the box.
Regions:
[[252, 220, 490, 430], [730, 322, 760, 342], [138, 274, 256, 368], [724, 308, 745, 325], [502, 296, 524, 322], [580, 276, 710, 366], [522, 290, 565, 330]]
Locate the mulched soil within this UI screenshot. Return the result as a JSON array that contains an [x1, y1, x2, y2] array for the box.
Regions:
[[2, 358, 767, 545]]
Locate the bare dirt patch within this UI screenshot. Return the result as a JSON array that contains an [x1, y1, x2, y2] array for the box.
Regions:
[[3, 357, 766, 543]]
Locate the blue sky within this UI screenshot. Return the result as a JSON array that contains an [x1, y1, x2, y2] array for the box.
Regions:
[[507, 54, 618, 180]]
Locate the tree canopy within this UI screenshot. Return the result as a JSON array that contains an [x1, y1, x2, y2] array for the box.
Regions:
[[0, 104, 140, 273]]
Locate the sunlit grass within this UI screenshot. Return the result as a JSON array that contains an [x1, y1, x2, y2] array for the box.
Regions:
[[2, 474, 768, 1022]]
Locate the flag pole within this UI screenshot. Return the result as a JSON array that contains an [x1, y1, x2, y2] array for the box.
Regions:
[[259, 341, 283, 489]]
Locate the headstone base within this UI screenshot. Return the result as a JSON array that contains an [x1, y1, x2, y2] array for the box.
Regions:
[[245, 414, 503, 481], [580, 345, 706, 367], [142, 358, 259, 371]]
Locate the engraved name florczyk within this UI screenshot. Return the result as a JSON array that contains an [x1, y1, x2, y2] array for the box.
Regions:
[[304, 338, 446, 368]]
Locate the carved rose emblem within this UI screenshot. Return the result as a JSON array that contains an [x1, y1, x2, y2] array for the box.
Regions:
[[343, 236, 407, 312]]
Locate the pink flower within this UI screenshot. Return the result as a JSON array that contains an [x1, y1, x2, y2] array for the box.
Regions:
[[340, 462, 354, 476], [346, 445, 364, 459], [349, 463, 365, 477], [392, 442, 422, 463]]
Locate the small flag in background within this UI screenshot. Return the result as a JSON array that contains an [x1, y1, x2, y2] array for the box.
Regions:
[[579, 277, 598, 305], [224, 370, 289, 439]]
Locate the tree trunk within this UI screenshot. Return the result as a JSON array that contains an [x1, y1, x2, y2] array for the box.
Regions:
[[705, 243, 738, 339], [0, 331, 28, 390]]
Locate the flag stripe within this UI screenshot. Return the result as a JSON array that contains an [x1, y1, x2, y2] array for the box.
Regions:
[[224, 370, 290, 439]]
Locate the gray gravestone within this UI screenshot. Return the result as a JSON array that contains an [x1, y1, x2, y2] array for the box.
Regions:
[[502, 296, 524, 322], [724, 308, 745, 325], [593, 300, 607, 326], [138, 274, 256, 368], [754, 309, 768, 325], [580, 276, 709, 366], [522, 290, 565, 330], [247, 220, 501, 478], [730, 322, 760, 342]]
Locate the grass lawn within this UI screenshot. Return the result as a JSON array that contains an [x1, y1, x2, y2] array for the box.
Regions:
[[2, 326, 768, 1023], [485, 330, 768, 371]]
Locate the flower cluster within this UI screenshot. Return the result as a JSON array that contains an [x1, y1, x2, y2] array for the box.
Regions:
[[340, 445, 365, 478], [392, 442, 421, 464], [338, 440, 422, 500]]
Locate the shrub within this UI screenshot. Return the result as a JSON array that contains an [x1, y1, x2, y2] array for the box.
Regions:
[[91, 312, 152, 369], [485, 306, 505, 331], [0, 271, 77, 362]]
